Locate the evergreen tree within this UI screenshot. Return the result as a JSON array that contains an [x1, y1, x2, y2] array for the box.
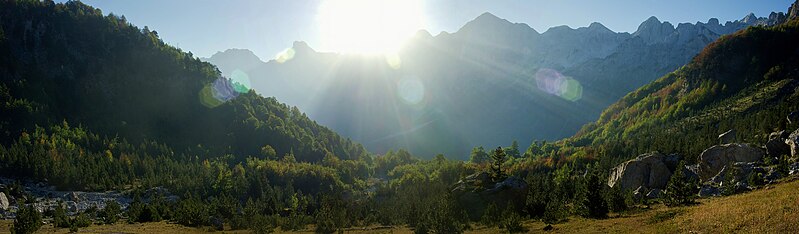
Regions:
[[469, 146, 489, 164], [12, 205, 42, 234], [664, 161, 699, 207], [583, 165, 609, 218], [490, 147, 507, 181], [505, 141, 521, 159]]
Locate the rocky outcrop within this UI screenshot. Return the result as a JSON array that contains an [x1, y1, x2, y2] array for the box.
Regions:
[[789, 0, 799, 21], [607, 152, 673, 190], [698, 144, 764, 181], [452, 172, 528, 220], [718, 130, 736, 144], [0, 192, 8, 211], [766, 130, 791, 157], [787, 129, 799, 158]]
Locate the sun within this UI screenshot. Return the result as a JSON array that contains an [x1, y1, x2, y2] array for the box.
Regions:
[[317, 0, 425, 54]]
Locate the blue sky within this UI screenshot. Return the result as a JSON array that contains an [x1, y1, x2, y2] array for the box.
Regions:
[[62, 0, 793, 59]]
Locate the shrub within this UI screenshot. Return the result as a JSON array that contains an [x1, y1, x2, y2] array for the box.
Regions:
[[99, 200, 121, 224], [480, 203, 501, 227], [664, 161, 699, 207], [499, 204, 525, 233], [11, 205, 42, 234]]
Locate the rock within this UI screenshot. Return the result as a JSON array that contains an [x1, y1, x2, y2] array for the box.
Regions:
[[607, 152, 673, 190], [543, 224, 554, 231], [67, 192, 80, 202], [718, 130, 737, 144], [769, 130, 790, 141], [734, 182, 751, 194], [788, 111, 799, 124], [646, 189, 662, 199], [699, 185, 720, 197], [789, 162, 799, 175], [697, 144, 764, 181], [633, 186, 646, 200], [786, 129, 799, 158], [452, 174, 528, 220], [766, 137, 791, 158], [0, 192, 8, 211]]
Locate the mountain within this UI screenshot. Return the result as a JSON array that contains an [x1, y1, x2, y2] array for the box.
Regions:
[[205, 12, 786, 159], [566, 11, 799, 166], [0, 0, 368, 163]]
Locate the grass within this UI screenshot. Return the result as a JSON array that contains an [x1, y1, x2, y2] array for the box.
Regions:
[[2, 178, 798, 233]]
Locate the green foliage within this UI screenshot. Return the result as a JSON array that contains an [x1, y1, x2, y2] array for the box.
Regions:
[[480, 203, 501, 227], [583, 165, 609, 218], [11, 205, 42, 234], [53, 203, 70, 228], [469, 146, 489, 164], [499, 204, 525, 233], [607, 185, 632, 213], [665, 161, 699, 207], [490, 147, 508, 181], [99, 200, 122, 224]]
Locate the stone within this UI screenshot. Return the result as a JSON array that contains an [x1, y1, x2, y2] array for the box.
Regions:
[[633, 186, 646, 200], [0, 192, 9, 211], [766, 137, 791, 158], [697, 144, 764, 181], [786, 129, 799, 158], [452, 174, 528, 220], [543, 224, 554, 231], [769, 130, 790, 141], [646, 189, 662, 199], [699, 185, 720, 197], [607, 152, 673, 190], [788, 111, 799, 124], [718, 129, 737, 144]]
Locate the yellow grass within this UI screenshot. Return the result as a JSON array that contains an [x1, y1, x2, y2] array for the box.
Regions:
[[2, 178, 797, 233]]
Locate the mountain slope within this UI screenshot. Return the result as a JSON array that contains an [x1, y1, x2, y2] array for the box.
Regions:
[[205, 12, 784, 159], [0, 0, 368, 163], [568, 17, 799, 165]]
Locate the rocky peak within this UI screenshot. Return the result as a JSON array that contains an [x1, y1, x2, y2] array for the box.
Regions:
[[204, 48, 264, 73], [291, 41, 315, 55], [457, 11, 539, 36], [788, 0, 799, 21], [633, 16, 676, 44], [742, 13, 758, 24]]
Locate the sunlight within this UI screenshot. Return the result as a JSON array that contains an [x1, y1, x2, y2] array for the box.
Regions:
[[317, 0, 425, 54]]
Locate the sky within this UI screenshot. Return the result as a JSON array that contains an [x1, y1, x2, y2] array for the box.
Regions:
[[60, 0, 793, 60]]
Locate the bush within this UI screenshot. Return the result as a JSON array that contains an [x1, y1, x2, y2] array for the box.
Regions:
[[250, 214, 276, 234], [99, 200, 122, 224], [53, 203, 70, 228], [480, 203, 501, 227], [499, 204, 525, 233], [11, 205, 42, 234], [664, 161, 699, 207]]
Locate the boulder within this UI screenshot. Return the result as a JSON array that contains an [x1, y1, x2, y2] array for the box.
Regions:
[[766, 137, 791, 158], [698, 185, 720, 197], [718, 130, 737, 144], [769, 130, 790, 141], [607, 152, 673, 190], [787, 129, 799, 158], [698, 144, 764, 181], [0, 192, 8, 211], [788, 111, 799, 124], [452, 174, 528, 220]]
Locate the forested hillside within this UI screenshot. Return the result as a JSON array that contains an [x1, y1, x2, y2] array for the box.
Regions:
[[0, 0, 367, 163], [2, 0, 799, 233]]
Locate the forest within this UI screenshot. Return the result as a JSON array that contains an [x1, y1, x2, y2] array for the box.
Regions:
[[2, 0, 799, 233]]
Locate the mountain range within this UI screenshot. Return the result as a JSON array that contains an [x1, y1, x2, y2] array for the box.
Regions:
[[205, 11, 790, 159]]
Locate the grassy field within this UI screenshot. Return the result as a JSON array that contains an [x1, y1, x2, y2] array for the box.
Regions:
[[2, 178, 798, 233]]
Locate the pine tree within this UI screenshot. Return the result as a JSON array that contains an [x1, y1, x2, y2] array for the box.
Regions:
[[490, 147, 507, 181], [583, 165, 609, 218], [664, 161, 698, 207], [12, 205, 42, 234]]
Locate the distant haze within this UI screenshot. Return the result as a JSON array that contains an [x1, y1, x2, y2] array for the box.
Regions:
[[56, 0, 790, 59]]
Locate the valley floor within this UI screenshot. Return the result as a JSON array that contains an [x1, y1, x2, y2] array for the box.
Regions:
[[2, 177, 798, 234]]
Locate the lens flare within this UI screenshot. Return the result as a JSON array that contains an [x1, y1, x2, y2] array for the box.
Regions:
[[535, 68, 582, 102], [199, 77, 241, 108], [275, 48, 296, 63], [397, 76, 424, 105], [230, 69, 251, 93], [385, 52, 402, 69]]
